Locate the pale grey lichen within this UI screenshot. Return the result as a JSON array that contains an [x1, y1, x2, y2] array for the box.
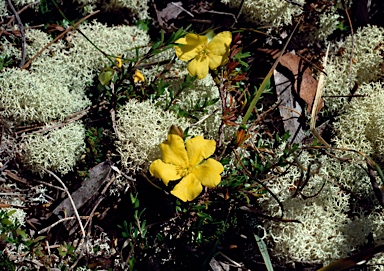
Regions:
[[332, 82, 384, 162], [259, 150, 353, 264], [22, 122, 85, 175], [101, 0, 149, 20], [259, 147, 384, 265], [221, 0, 305, 27], [0, 23, 151, 125], [315, 8, 342, 41], [116, 99, 202, 175], [0, 68, 89, 124], [69, 0, 149, 20], [0, 0, 7, 17], [323, 25, 384, 113], [61, 21, 150, 89], [1, 198, 26, 227], [156, 73, 223, 139], [24, 28, 61, 59]]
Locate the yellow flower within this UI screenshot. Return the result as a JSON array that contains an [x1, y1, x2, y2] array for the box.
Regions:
[[133, 70, 145, 83], [174, 31, 232, 79], [116, 56, 122, 68], [149, 134, 224, 202]]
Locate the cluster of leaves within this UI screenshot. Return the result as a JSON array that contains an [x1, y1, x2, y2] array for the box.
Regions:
[[118, 193, 148, 270], [0, 210, 45, 270]]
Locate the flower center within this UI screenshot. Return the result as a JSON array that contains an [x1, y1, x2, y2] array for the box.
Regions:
[[196, 43, 210, 59], [176, 165, 191, 177]]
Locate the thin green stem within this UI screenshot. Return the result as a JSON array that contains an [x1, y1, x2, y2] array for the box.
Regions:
[[241, 17, 302, 125], [50, 0, 115, 65]]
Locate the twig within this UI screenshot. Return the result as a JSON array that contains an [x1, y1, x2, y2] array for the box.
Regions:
[[4, 1, 39, 26], [344, 3, 354, 90], [84, 196, 104, 232], [38, 217, 76, 234], [40, 167, 86, 238], [31, 178, 65, 192], [17, 100, 107, 135], [188, 109, 219, 128], [218, 252, 242, 267], [84, 175, 116, 231], [22, 10, 100, 70], [109, 82, 120, 140], [203, 10, 237, 24], [366, 159, 384, 209], [234, 0, 245, 23], [7, 0, 26, 67], [171, 2, 194, 17], [310, 44, 330, 148]]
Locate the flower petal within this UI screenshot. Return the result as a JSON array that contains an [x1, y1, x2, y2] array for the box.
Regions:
[[187, 55, 209, 79], [192, 158, 224, 188], [207, 31, 232, 67], [171, 173, 203, 202], [160, 134, 189, 167], [208, 31, 232, 56], [186, 136, 216, 167], [133, 70, 145, 83], [149, 159, 182, 185], [208, 54, 225, 70], [174, 34, 207, 61]]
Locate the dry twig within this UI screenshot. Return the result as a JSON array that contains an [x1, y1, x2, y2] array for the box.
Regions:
[[6, 0, 26, 67], [40, 167, 86, 238]]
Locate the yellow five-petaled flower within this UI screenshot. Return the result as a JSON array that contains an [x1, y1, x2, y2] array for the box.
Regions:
[[174, 31, 232, 79], [149, 134, 224, 202]]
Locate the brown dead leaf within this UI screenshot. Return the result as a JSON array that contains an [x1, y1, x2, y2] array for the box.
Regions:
[[155, 2, 185, 29], [4, 170, 28, 185], [160, 2, 184, 22], [279, 52, 321, 113], [260, 49, 322, 113], [274, 69, 306, 144], [46, 24, 66, 33]]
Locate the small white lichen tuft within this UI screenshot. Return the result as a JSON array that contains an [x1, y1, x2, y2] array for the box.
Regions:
[[221, 0, 305, 27], [22, 122, 85, 175], [0, 0, 7, 17], [259, 150, 353, 264], [0, 68, 89, 124], [116, 99, 202, 175], [157, 74, 223, 139], [315, 8, 341, 41], [1, 197, 26, 228], [323, 25, 384, 113], [101, 0, 149, 20], [332, 82, 384, 162]]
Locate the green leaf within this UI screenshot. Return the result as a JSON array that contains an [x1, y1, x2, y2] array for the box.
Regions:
[[98, 68, 114, 86], [16, 229, 27, 239], [136, 19, 150, 31], [254, 234, 274, 271], [33, 236, 46, 243], [6, 210, 17, 216], [1, 218, 13, 226], [152, 41, 162, 50]]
